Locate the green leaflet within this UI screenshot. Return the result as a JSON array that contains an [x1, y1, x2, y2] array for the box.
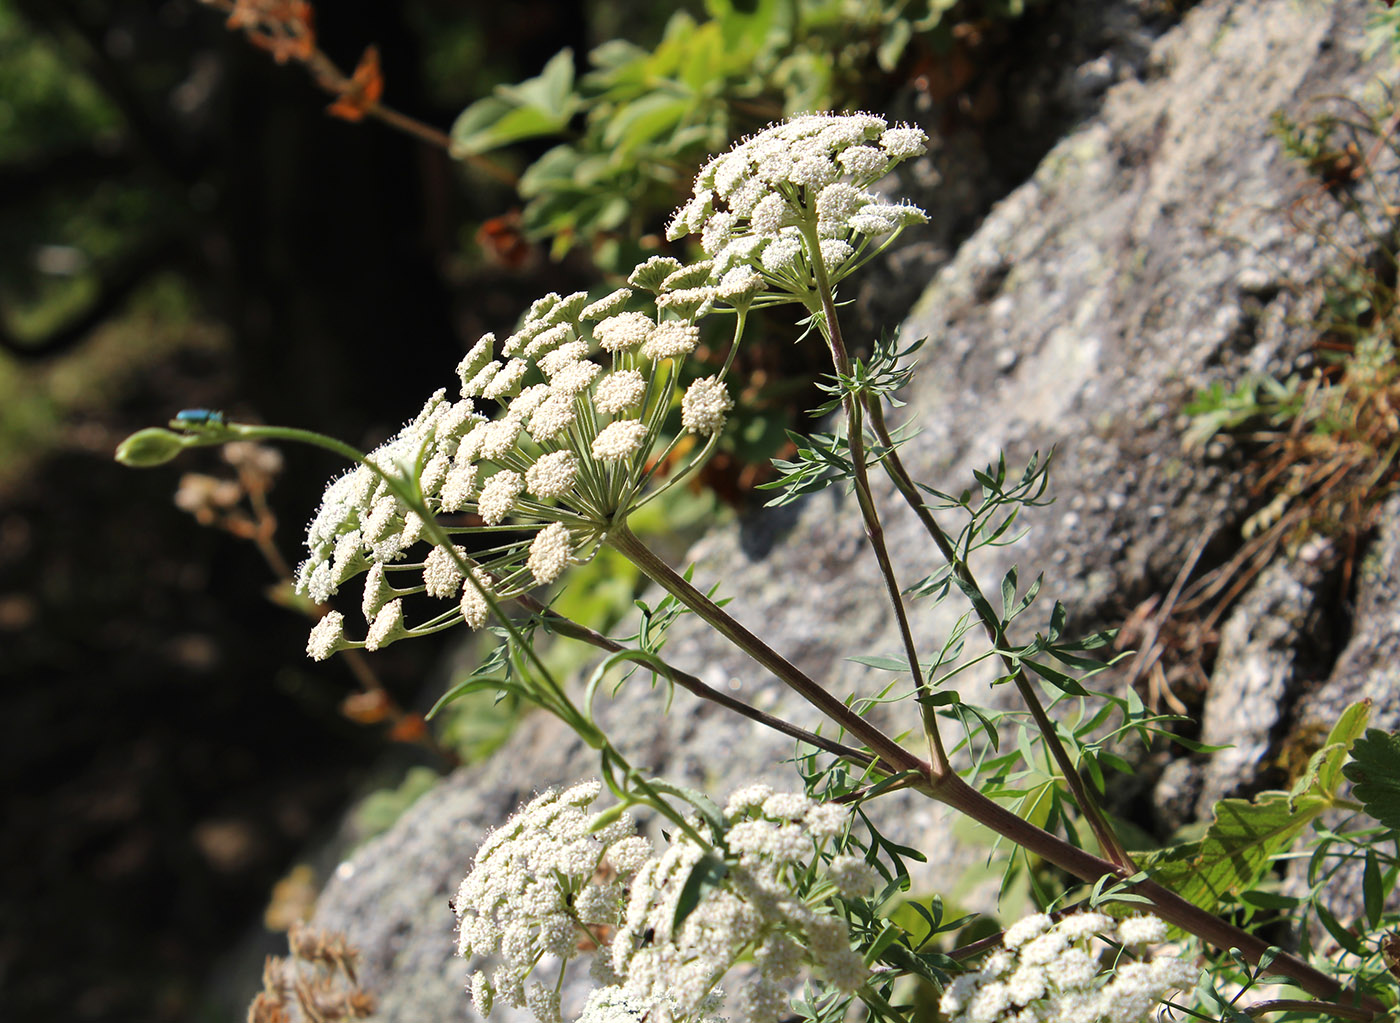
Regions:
[[1141, 701, 1372, 913], [1343, 726, 1400, 831]]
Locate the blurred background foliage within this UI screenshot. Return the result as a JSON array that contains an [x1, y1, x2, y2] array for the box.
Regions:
[[0, 0, 1046, 1019]]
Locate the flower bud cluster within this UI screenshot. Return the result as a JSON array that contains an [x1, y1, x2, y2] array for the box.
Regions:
[[609, 783, 873, 1021], [667, 113, 929, 293], [452, 781, 652, 1022], [939, 911, 1199, 1023], [455, 782, 875, 1023], [293, 260, 738, 660]]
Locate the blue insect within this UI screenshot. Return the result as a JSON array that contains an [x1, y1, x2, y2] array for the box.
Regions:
[[172, 408, 226, 428]]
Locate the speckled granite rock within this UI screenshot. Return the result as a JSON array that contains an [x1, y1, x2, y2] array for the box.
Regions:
[[297, 2, 1396, 1020], [1296, 497, 1400, 737]]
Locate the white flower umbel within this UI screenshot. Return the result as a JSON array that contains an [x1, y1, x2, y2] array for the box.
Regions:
[[291, 156, 764, 661], [610, 787, 871, 1023], [456, 783, 873, 1023], [939, 912, 1199, 1023], [453, 782, 651, 1023], [667, 113, 929, 296], [681, 376, 733, 435]]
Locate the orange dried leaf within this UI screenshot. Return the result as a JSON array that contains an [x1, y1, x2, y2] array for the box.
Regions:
[[388, 713, 427, 743], [327, 46, 384, 123], [342, 689, 391, 724]]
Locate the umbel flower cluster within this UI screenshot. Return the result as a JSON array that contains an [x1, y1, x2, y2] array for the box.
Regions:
[[668, 112, 928, 293], [291, 113, 929, 662], [451, 781, 880, 1023], [939, 911, 1199, 1023]]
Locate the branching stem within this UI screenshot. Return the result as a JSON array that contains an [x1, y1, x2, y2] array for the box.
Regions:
[[801, 221, 951, 775], [864, 397, 1138, 872]]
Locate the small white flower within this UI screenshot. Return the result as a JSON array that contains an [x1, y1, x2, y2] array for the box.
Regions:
[[594, 369, 647, 415], [641, 321, 699, 361], [469, 971, 493, 1016], [478, 414, 524, 461], [606, 835, 655, 874], [512, 383, 553, 418], [804, 802, 847, 840], [423, 544, 467, 598], [360, 562, 396, 621], [591, 420, 649, 461], [538, 340, 589, 378], [880, 125, 927, 159], [749, 192, 790, 237], [550, 359, 603, 395], [836, 144, 888, 180], [526, 523, 572, 584], [439, 461, 479, 512], [307, 610, 347, 661], [462, 360, 501, 398], [724, 784, 774, 817], [541, 289, 589, 326], [529, 392, 578, 443], [525, 450, 579, 499], [826, 855, 879, 897], [595, 311, 654, 352], [482, 358, 529, 399], [818, 238, 855, 269], [627, 255, 684, 292], [1116, 914, 1168, 946], [716, 266, 763, 300], [477, 471, 524, 525], [460, 569, 491, 628], [816, 182, 870, 229], [1003, 913, 1052, 948], [365, 598, 405, 651], [524, 323, 574, 361], [457, 333, 495, 387], [761, 791, 812, 819], [681, 376, 733, 435], [581, 287, 632, 320], [760, 233, 803, 274]]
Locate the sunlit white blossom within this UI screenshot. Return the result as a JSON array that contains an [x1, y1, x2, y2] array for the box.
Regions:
[[592, 420, 649, 461], [306, 610, 347, 661], [527, 523, 572, 584]]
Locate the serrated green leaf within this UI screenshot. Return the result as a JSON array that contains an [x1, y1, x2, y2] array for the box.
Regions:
[[1292, 700, 1372, 801], [1140, 791, 1330, 913], [1343, 727, 1400, 830]]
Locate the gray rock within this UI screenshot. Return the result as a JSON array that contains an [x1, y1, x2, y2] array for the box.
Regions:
[[1297, 496, 1400, 736], [1194, 552, 1334, 815], [296, 1, 1399, 1020]]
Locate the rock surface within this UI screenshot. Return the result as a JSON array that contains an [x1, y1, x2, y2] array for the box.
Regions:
[[302, 1, 1399, 1019]]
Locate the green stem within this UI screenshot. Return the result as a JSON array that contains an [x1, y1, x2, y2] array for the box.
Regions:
[[511, 592, 876, 769], [609, 519, 1375, 1011], [800, 221, 950, 774], [863, 400, 1137, 872], [606, 522, 926, 779]]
